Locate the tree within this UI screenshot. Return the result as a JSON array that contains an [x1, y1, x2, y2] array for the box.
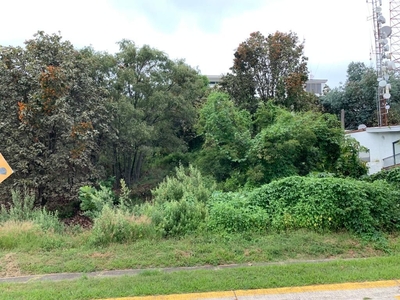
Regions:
[[100, 40, 208, 186], [195, 91, 252, 186], [221, 31, 309, 113], [249, 106, 344, 185], [0, 32, 111, 209], [194, 92, 356, 190], [321, 62, 377, 129]]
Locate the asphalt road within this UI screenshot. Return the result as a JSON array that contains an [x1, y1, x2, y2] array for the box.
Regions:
[[101, 280, 400, 299]]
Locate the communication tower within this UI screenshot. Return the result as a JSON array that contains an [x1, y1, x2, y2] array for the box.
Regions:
[[368, 0, 394, 126], [390, 1, 400, 73]]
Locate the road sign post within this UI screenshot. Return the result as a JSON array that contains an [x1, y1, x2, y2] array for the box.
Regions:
[[0, 153, 13, 184]]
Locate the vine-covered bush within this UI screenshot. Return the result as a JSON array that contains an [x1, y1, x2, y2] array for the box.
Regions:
[[207, 192, 268, 233], [364, 167, 400, 187], [248, 176, 400, 234]]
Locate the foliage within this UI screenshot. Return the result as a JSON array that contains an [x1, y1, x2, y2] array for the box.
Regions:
[[248, 176, 400, 234], [98, 40, 208, 187], [149, 164, 212, 236], [363, 166, 400, 187], [0, 187, 64, 233], [0, 31, 111, 207], [195, 92, 252, 184], [249, 106, 344, 185], [79, 185, 115, 219], [207, 192, 268, 233], [321, 62, 377, 129], [90, 206, 158, 246], [221, 31, 309, 113], [151, 164, 216, 204], [79, 178, 132, 219], [149, 197, 208, 237], [334, 136, 368, 178]]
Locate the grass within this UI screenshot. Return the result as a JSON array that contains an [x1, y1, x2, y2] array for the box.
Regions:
[[1, 255, 400, 300], [1, 222, 399, 276], [1, 221, 400, 299]]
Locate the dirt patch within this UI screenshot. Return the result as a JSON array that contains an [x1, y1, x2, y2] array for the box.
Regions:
[[88, 252, 113, 259], [63, 211, 92, 229], [0, 253, 21, 277], [175, 249, 193, 259]]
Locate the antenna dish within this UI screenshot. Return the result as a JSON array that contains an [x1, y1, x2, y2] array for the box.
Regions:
[[387, 60, 396, 70], [383, 92, 391, 99], [379, 80, 387, 87], [381, 26, 392, 38]]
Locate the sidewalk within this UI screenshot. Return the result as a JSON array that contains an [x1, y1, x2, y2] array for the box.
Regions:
[[1, 261, 399, 299]]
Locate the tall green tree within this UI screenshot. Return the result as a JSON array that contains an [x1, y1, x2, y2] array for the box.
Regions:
[[321, 62, 377, 129], [195, 92, 252, 186], [101, 40, 208, 186], [0, 32, 111, 208], [221, 31, 309, 113]]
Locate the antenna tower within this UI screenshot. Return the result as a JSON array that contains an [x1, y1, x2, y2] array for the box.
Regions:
[[368, 0, 394, 126], [390, 0, 400, 73]]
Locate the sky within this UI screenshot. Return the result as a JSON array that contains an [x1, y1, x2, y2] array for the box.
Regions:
[[0, 0, 387, 88]]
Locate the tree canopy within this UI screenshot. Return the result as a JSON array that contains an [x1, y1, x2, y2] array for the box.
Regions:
[[220, 31, 309, 113], [321, 62, 377, 129], [0, 32, 111, 207], [0, 31, 368, 213]]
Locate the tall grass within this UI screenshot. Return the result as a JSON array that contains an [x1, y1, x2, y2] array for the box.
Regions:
[[0, 187, 64, 233]]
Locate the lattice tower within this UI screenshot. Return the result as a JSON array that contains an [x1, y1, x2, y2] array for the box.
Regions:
[[390, 0, 400, 73]]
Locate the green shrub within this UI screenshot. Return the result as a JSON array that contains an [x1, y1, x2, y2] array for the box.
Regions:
[[90, 206, 158, 246], [207, 192, 268, 233], [151, 164, 216, 204], [248, 176, 400, 234], [364, 167, 400, 186], [79, 185, 115, 219], [152, 196, 208, 237]]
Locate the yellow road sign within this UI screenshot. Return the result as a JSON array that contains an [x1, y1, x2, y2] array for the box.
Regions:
[[0, 153, 13, 184]]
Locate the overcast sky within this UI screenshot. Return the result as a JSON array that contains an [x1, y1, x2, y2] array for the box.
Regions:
[[0, 0, 387, 88]]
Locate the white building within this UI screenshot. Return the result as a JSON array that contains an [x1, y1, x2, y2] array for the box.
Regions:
[[206, 75, 222, 88], [305, 79, 327, 96], [348, 125, 400, 174]]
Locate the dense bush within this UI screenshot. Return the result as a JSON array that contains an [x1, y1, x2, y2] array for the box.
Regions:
[[364, 167, 400, 186], [79, 185, 115, 219], [90, 206, 158, 245], [207, 192, 268, 233], [149, 197, 207, 237], [148, 165, 213, 236], [151, 164, 216, 204], [248, 176, 400, 234]]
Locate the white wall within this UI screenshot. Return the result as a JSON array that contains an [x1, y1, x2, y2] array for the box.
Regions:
[[349, 129, 400, 174]]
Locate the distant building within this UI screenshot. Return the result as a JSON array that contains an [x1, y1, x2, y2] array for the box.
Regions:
[[305, 79, 327, 96], [207, 75, 328, 97], [206, 75, 222, 88]]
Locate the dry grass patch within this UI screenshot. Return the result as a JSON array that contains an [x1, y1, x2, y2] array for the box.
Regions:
[[0, 253, 21, 277]]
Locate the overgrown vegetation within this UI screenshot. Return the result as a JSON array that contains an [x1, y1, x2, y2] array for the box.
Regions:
[[1, 31, 400, 297]]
